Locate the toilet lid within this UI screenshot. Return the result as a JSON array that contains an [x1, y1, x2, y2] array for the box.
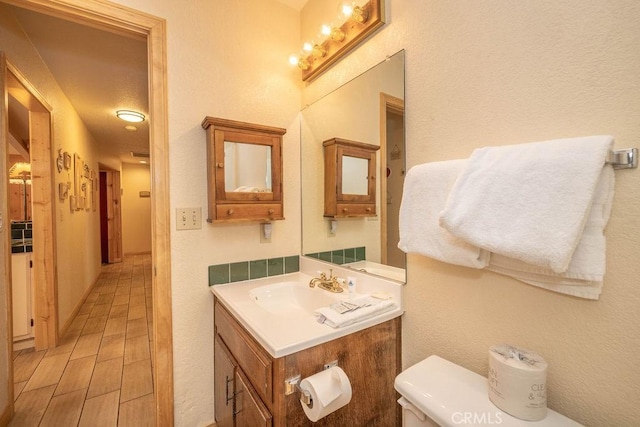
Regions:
[[394, 355, 582, 427]]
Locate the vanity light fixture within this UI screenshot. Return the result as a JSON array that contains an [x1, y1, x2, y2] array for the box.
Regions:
[[116, 110, 145, 123], [290, 0, 384, 81]]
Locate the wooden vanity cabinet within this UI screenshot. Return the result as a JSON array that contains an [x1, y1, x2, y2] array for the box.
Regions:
[[323, 138, 380, 218], [202, 116, 286, 223], [213, 298, 401, 426]]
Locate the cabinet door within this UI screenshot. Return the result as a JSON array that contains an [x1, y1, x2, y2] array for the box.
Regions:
[[214, 337, 236, 427], [234, 370, 272, 427]]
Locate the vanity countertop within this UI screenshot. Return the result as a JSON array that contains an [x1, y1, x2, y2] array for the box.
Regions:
[[211, 269, 404, 358]]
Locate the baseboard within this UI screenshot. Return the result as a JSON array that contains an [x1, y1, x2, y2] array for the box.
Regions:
[[0, 403, 13, 427], [58, 274, 100, 338]]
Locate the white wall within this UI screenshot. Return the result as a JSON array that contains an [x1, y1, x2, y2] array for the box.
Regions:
[[121, 163, 151, 255], [111, 1, 301, 425], [300, 1, 640, 425], [0, 5, 102, 334]]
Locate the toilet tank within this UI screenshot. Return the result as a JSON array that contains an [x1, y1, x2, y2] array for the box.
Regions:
[[394, 355, 583, 427]]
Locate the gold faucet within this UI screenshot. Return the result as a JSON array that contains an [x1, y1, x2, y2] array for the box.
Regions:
[[309, 269, 344, 293]]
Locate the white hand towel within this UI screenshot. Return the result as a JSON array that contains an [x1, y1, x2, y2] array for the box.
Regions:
[[398, 159, 489, 268], [439, 135, 614, 273], [314, 297, 396, 328], [487, 165, 614, 299]]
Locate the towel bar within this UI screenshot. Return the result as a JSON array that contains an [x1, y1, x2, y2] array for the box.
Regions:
[[607, 148, 638, 169]]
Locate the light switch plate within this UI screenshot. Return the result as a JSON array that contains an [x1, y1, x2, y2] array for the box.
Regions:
[[176, 207, 202, 230]]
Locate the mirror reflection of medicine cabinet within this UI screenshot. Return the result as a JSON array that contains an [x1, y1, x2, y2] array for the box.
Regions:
[[202, 116, 286, 223], [323, 138, 380, 218]]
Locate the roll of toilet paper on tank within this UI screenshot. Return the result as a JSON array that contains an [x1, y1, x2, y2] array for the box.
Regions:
[[488, 344, 548, 421], [299, 366, 352, 422]]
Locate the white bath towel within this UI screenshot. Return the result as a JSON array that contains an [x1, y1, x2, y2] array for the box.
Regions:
[[487, 165, 614, 299], [439, 135, 614, 273], [398, 159, 489, 268]]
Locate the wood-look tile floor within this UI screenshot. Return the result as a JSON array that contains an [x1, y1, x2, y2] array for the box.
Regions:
[[10, 254, 155, 427]]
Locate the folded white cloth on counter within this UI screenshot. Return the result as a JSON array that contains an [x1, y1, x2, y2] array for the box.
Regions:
[[487, 165, 615, 299], [439, 135, 614, 273], [315, 296, 397, 328], [398, 159, 489, 268]]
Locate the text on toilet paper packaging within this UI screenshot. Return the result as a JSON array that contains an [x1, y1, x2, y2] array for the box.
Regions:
[[451, 412, 503, 425], [488, 367, 547, 406]]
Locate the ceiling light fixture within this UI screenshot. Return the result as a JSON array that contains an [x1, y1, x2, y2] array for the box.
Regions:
[[116, 110, 145, 123]]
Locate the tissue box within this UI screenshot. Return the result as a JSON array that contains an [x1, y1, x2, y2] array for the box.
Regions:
[[488, 344, 548, 421]]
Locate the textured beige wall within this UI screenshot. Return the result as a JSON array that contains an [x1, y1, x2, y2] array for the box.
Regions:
[[121, 163, 151, 255], [302, 0, 640, 425], [112, 1, 301, 425]]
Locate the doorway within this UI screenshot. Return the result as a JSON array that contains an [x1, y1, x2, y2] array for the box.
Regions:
[[5, 63, 57, 352], [0, 0, 173, 425], [380, 93, 406, 269], [99, 169, 123, 265]]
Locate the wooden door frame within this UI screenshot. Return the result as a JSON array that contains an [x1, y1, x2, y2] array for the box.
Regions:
[[7, 64, 57, 352], [1, 0, 174, 424], [379, 93, 404, 264], [1, 50, 12, 426]]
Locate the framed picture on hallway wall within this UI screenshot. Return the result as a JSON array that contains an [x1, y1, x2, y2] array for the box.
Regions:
[[74, 153, 83, 210], [63, 152, 72, 169]]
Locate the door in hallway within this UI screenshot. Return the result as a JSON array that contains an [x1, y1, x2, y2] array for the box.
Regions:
[[99, 170, 123, 264]]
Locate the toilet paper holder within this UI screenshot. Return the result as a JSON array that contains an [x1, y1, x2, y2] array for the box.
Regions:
[[285, 374, 313, 405], [285, 360, 339, 405]]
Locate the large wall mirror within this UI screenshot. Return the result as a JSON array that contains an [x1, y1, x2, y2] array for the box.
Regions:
[[301, 50, 406, 283]]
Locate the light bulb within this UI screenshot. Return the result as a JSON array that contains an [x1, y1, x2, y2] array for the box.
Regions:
[[302, 42, 313, 52], [288, 55, 299, 66], [321, 24, 332, 37], [339, 2, 354, 19]]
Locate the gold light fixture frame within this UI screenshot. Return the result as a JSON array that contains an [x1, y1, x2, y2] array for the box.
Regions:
[[301, 0, 385, 82]]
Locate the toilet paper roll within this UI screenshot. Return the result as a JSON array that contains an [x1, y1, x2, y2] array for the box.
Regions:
[[488, 344, 548, 421], [299, 366, 352, 422]]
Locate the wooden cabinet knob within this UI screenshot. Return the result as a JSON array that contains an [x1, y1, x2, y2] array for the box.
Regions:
[[217, 162, 224, 168], [366, 207, 372, 212], [342, 207, 349, 213], [268, 209, 274, 215], [227, 209, 234, 215]]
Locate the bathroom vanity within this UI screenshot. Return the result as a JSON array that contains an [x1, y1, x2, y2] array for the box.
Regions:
[[211, 268, 403, 426]]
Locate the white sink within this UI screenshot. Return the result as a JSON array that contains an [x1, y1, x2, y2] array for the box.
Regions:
[[249, 281, 340, 315], [211, 269, 403, 357]]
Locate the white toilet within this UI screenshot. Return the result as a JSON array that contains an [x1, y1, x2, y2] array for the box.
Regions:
[[395, 355, 583, 427]]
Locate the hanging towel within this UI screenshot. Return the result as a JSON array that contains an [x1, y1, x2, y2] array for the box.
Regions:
[[398, 159, 489, 268], [487, 165, 614, 299], [439, 135, 614, 273]]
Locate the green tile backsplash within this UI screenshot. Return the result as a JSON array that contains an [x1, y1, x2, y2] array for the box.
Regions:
[[304, 246, 366, 265], [209, 254, 300, 286]]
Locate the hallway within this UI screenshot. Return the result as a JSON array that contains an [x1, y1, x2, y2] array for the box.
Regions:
[[10, 254, 155, 426]]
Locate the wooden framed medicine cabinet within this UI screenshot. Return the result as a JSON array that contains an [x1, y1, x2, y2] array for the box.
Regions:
[[202, 117, 286, 223], [323, 137, 380, 218]]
